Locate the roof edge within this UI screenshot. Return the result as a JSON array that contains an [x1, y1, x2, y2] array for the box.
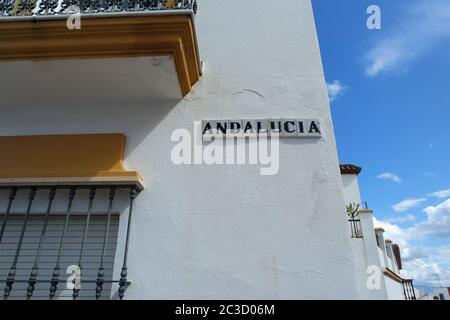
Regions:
[[340, 164, 362, 175]]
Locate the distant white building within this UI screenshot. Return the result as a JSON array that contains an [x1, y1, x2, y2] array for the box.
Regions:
[[418, 288, 450, 300], [432, 288, 450, 300], [340, 164, 418, 300]]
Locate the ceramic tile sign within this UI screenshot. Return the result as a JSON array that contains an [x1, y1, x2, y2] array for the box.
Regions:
[[201, 119, 322, 139]]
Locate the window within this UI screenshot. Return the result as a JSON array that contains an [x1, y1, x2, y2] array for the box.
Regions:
[[0, 212, 119, 299], [375, 233, 381, 247], [0, 186, 138, 300], [0, 134, 142, 299]]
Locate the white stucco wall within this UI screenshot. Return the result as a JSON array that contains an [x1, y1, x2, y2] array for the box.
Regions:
[[385, 276, 405, 300], [378, 247, 386, 268], [0, 0, 360, 299], [350, 239, 370, 299], [414, 288, 423, 299], [341, 173, 389, 299], [350, 211, 388, 299], [348, 208, 403, 300], [433, 288, 450, 300], [341, 174, 362, 207]]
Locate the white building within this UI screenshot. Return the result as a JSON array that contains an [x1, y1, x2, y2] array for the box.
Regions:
[[0, 0, 418, 300], [340, 164, 418, 300], [418, 288, 450, 300], [432, 288, 450, 300]]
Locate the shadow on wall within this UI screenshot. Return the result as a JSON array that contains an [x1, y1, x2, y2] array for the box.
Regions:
[[0, 61, 182, 160], [0, 98, 179, 161]]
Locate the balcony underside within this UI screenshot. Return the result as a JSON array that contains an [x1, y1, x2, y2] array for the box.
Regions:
[[0, 13, 201, 98], [0, 55, 184, 107]]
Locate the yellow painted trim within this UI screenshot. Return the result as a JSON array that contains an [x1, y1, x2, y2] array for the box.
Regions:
[[0, 14, 201, 97], [0, 176, 144, 190], [375, 228, 385, 232], [385, 239, 393, 244], [0, 134, 144, 190], [358, 209, 373, 214], [384, 268, 404, 283]]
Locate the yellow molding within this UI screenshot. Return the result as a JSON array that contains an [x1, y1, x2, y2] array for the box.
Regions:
[[384, 268, 404, 283], [385, 239, 393, 244], [0, 134, 144, 190], [358, 209, 373, 214], [0, 14, 201, 97], [0, 176, 144, 190], [375, 228, 385, 233]]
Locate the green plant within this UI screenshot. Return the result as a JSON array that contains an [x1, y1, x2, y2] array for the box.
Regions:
[[346, 202, 360, 219]]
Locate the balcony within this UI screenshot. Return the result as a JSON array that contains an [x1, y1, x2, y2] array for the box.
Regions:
[[402, 279, 416, 300], [0, 0, 201, 105], [348, 218, 363, 239]]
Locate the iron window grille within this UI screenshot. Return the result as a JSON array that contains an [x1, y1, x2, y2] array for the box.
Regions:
[[0, 184, 139, 300]]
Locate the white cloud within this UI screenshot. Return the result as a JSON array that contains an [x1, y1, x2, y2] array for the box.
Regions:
[[326, 80, 346, 102], [401, 246, 425, 262], [374, 198, 450, 286], [377, 172, 402, 183], [401, 251, 450, 287], [413, 199, 450, 239], [428, 189, 450, 199], [373, 219, 450, 287], [384, 214, 417, 224], [392, 198, 427, 212], [365, 0, 450, 77], [373, 217, 412, 247]]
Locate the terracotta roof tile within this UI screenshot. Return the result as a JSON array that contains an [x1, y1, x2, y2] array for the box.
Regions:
[[340, 164, 362, 175]]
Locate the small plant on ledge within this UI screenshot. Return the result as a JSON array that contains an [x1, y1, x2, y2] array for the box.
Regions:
[[346, 202, 360, 220]]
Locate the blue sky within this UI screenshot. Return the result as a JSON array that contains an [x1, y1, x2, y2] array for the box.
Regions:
[[312, 0, 450, 288]]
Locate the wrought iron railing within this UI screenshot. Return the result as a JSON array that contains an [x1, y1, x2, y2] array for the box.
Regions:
[[402, 279, 416, 300], [0, 0, 197, 17], [348, 218, 363, 239], [0, 184, 139, 300]]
